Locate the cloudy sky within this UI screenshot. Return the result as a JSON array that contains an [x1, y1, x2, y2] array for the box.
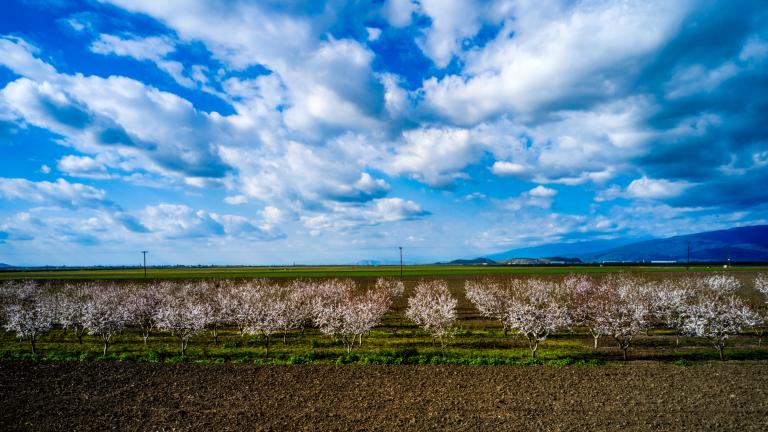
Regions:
[[0, 0, 766, 266]]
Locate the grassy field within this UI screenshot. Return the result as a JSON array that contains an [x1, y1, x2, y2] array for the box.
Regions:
[[1, 263, 767, 280]]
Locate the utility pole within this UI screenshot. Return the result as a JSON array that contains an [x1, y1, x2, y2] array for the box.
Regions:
[[399, 246, 403, 279], [141, 250, 148, 279], [686, 241, 690, 271]]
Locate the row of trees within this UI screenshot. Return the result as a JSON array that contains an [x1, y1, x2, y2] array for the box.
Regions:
[[0, 278, 404, 356], [466, 273, 768, 359], [2, 274, 766, 360]]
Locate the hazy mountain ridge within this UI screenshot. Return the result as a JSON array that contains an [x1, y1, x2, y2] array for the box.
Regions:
[[450, 225, 768, 264], [580, 225, 768, 262]]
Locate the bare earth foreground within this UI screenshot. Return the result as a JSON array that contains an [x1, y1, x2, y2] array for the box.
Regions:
[[2, 362, 767, 431]]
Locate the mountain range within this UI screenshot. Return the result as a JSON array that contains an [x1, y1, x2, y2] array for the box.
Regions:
[[450, 225, 768, 264]]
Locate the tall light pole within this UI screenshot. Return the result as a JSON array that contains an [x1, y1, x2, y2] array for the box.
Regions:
[[141, 251, 148, 279], [399, 246, 403, 279]]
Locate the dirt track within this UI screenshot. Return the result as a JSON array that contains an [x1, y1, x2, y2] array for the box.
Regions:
[[2, 361, 767, 431]]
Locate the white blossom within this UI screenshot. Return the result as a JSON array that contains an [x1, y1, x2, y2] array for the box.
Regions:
[[82, 283, 129, 356], [155, 284, 211, 357], [3, 281, 51, 354], [405, 280, 457, 352], [504, 278, 571, 358], [682, 279, 759, 360]]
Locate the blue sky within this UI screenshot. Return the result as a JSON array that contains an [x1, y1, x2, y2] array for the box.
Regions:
[[0, 0, 767, 266]]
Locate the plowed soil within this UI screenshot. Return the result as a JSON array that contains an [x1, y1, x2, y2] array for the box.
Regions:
[[2, 361, 767, 431]]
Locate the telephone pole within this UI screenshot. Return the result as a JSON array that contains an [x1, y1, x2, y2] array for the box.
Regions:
[[398, 246, 403, 279], [141, 251, 148, 279]]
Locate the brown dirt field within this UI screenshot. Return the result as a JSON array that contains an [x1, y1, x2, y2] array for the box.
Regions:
[[1, 361, 767, 431]]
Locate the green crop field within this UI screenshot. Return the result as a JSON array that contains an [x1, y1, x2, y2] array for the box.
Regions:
[[2, 263, 766, 280]]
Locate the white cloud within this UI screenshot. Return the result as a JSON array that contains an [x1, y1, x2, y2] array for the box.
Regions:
[[386, 127, 477, 187], [140, 203, 282, 240], [224, 195, 248, 205], [301, 197, 428, 235], [625, 176, 692, 200], [421, 1, 693, 125], [529, 185, 557, 198], [500, 185, 558, 211], [366, 27, 382, 42], [0, 36, 57, 81], [383, 0, 417, 27], [221, 135, 390, 209], [0, 42, 233, 185], [90, 33, 195, 87], [490, 161, 528, 177], [261, 205, 285, 224], [57, 155, 110, 179], [90, 33, 175, 61], [0, 177, 108, 208]]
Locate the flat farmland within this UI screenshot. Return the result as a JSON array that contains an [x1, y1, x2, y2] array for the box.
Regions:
[[2, 361, 767, 431], [2, 267, 768, 431], [2, 264, 767, 280]]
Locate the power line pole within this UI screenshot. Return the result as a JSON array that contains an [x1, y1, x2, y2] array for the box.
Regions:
[[141, 250, 148, 279], [399, 246, 403, 279]]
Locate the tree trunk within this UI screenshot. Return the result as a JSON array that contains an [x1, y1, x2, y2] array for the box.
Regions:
[[528, 336, 538, 359], [675, 334, 680, 348], [212, 324, 219, 345], [718, 346, 725, 361], [283, 332, 287, 345], [181, 337, 188, 357], [264, 334, 270, 356], [76, 327, 83, 345], [29, 337, 36, 355], [622, 347, 627, 360], [593, 335, 599, 350], [102, 340, 108, 357], [143, 333, 149, 346]]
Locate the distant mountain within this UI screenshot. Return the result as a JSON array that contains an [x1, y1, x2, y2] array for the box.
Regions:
[[498, 257, 583, 265], [439, 257, 497, 265], [450, 225, 768, 264], [487, 238, 646, 261], [0, 263, 15, 269], [581, 225, 768, 263]]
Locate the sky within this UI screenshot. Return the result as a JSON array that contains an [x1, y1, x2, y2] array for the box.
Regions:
[[0, 0, 767, 266]]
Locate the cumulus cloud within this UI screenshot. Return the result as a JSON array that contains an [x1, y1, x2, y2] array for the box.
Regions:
[[301, 197, 429, 235], [499, 185, 559, 211], [384, 0, 417, 28], [0, 41, 232, 184], [140, 204, 282, 240], [0, 177, 108, 208], [386, 127, 477, 187], [421, 1, 692, 124], [57, 155, 110, 179], [625, 177, 692, 200]]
